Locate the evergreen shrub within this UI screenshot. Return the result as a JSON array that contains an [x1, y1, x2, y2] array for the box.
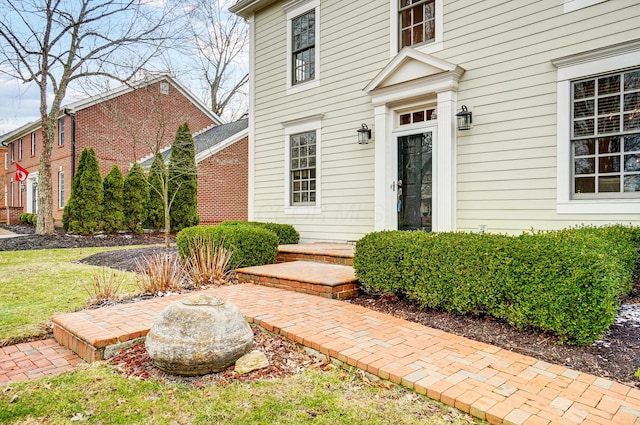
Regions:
[[102, 165, 125, 233], [219, 220, 300, 245], [123, 163, 150, 234], [19, 213, 37, 225], [353, 225, 640, 345], [63, 147, 103, 235], [176, 223, 279, 269], [145, 152, 166, 232], [168, 123, 199, 232]]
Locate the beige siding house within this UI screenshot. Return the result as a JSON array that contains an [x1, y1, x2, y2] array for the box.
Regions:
[[232, 0, 640, 242]]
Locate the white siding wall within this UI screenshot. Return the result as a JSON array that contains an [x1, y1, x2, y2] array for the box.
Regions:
[[253, 0, 390, 242], [252, 0, 640, 240], [438, 0, 640, 233]]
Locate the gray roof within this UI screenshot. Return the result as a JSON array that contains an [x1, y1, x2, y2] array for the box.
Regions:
[[141, 118, 248, 166]]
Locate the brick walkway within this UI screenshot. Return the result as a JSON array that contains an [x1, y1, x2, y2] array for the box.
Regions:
[[4, 284, 640, 424], [0, 339, 81, 383]]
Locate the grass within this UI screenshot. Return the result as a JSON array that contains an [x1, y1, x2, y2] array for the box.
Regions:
[[0, 246, 140, 344], [0, 364, 477, 424]]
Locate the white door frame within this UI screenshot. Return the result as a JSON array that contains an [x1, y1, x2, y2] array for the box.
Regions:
[[26, 172, 38, 213]]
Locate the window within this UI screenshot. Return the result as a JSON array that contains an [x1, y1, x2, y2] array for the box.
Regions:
[[554, 39, 640, 214], [18, 182, 23, 207], [10, 181, 14, 207], [58, 171, 65, 208], [4, 152, 7, 170], [10, 142, 14, 163], [58, 118, 65, 146], [31, 133, 36, 156], [571, 68, 640, 198], [292, 10, 315, 85], [285, 0, 320, 94], [399, 0, 435, 49], [290, 131, 316, 205], [399, 107, 437, 126], [18, 138, 22, 161], [283, 114, 322, 214]]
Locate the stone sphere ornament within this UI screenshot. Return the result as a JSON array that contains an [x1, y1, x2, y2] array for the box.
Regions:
[[145, 294, 254, 376]]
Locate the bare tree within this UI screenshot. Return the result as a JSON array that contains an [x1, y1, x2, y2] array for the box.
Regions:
[[187, 0, 248, 121], [0, 0, 181, 234]]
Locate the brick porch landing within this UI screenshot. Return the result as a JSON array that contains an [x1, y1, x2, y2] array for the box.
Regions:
[[47, 284, 640, 424], [236, 261, 359, 300]]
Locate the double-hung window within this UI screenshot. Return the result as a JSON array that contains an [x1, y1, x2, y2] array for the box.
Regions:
[[285, 0, 320, 94], [31, 133, 36, 156], [18, 138, 22, 161], [58, 118, 65, 146], [399, 0, 436, 48], [58, 171, 65, 208], [571, 68, 640, 198], [283, 114, 322, 214], [292, 10, 315, 85]]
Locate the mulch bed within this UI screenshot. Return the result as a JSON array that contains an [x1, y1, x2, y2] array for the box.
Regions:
[[1, 224, 639, 388]]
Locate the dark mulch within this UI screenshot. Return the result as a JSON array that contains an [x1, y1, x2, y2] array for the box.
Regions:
[[2, 224, 639, 388]]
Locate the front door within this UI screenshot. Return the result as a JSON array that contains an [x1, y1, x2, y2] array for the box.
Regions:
[[397, 132, 433, 231]]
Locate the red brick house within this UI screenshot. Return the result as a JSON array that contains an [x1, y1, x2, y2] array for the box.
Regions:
[[0, 74, 221, 224], [140, 118, 249, 225]]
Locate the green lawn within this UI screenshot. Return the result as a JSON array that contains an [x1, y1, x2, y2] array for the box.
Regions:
[[0, 364, 476, 424], [0, 246, 140, 344]]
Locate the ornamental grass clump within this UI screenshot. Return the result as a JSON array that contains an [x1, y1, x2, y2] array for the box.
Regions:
[[84, 267, 125, 305], [136, 251, 185, 295], [182, 237, 234, 288]]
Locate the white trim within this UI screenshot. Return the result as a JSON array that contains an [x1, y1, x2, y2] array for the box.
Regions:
[[282, 114, 322, 215], [554, 39, 640, 214], [390, 0, 443, 58], [195, 128, 249, 163], [563, 0, 607, 13], [248, 15, 256, 221], [27, 172, 38, 213], [285, 0, 320, 95]]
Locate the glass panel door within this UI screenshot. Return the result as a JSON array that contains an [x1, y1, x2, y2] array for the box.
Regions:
[[397, 132, 432, 231]]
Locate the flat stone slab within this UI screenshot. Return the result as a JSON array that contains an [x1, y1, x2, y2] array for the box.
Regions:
[[236, 261, 356, 286]]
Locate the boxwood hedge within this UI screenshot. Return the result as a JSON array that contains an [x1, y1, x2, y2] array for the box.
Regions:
[[219, 220, 299, 245], [354, 225, 640, 345], [19, 213, 37, 225], [176, 223, 279, 269]]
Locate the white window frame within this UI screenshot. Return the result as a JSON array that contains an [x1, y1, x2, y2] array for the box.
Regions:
[[10, 180, 14, 207], [18, 181, 23, 207], [391, 0, 443, 56], [18, 138, 22, 161], [554, 39, 640, 214], [284, 0, 320, 95], [283, 114, 322, 215], [563, 0, 607, 13], [4, 152, 7, 170], [58, 170, 65, 208], [31, 133, 36, 156]]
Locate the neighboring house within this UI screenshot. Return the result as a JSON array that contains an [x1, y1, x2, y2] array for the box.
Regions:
[[140, 118, 249, 225], [231, 0, 640, 242], [0, 73, 221, 224]]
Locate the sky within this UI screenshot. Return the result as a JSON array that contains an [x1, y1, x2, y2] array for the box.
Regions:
[[0, 0, 248, 135]]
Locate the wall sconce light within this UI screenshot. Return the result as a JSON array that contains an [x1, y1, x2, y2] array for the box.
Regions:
[[357, 123, 372, 144], [456, 105, 472, 131]]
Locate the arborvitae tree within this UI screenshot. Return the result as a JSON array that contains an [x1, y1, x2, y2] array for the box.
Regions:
[[64, 147, 103, 235], [168, 123, 199, 232], [123, 162, 150, 234], [62, 148, 89, 232], [102, 165, 125, 233], [145, 153, 166, 232]]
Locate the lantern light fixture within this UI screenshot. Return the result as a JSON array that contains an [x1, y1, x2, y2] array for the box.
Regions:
[[357, 123, 372, 144], [456, 105, 473, 131]]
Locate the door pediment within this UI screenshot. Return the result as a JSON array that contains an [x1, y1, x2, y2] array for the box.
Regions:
[[364, 48, 464, 105]]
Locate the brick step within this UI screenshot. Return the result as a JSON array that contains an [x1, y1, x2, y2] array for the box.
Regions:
[[236, 261, 360, 300], [276, 243, 354, 266]]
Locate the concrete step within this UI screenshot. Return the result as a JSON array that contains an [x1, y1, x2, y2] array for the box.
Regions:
[[276, 243, 354, 266], [236, 261, 360, 300]]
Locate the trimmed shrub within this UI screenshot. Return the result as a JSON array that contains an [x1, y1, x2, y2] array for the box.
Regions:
[[145, 152, 166, 232], [19, 213, 37, 225], [219, 220, 300, 245], [168, 123, 199, 232], [102, 165, 125, 234], [63, 147, 103, 235], [123, 163, 150, 234], [354, 225, 640, 345], [176, 223, 279, 269]]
